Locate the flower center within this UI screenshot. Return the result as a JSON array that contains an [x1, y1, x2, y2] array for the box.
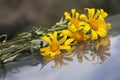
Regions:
[[89, 18, 98, 30], [50, 42, 60, 52], [71, 19, 80, 29], [72, 31, 83, 41]]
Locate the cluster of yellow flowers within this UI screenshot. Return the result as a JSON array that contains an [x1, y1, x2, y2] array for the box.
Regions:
[[40, 8, 111, 68]]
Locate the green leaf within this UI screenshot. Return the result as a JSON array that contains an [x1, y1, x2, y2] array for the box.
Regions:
[[3, 54, 18, 63]]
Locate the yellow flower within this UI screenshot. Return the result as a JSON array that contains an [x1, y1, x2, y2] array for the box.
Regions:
[[40, 32, 74, 58], [64, 9, 90, 33], [80, 8, 111, 40], [61, 29, 89, 42], [63, 9, 90, 42], [64, 9, 82, 32]]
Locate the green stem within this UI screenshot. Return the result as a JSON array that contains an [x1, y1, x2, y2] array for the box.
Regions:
[[4, 45, 30, 60], [0, 36, 31, 47], [48, 26, 67, 32], [0, 39, 26, 47]]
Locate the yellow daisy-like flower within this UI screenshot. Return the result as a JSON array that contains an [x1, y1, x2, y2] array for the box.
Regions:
[[63, 9, 90, 41], [80, 8, 111, 40], [64, 9, 89, 32], [40, 32, 74, 58], [61, 29, 89, 42], [64, 9, 81, 30]]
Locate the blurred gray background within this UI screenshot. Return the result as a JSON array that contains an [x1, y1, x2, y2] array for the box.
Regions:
[[0, 0, 120, 39]]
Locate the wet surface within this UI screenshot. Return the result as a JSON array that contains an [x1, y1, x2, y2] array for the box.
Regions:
[[0, 14, 120, 80], [3, 36, 120, 80]]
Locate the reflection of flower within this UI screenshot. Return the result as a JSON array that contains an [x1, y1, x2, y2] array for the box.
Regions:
[[72, 42, 91, 63], [40, 32, 74, 58], [80, 8, 111, 40], [43, 53, 73, 68], [91, 35, 111, 64]]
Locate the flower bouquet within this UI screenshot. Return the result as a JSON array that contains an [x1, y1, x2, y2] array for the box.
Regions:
[[0, 8, 111, 71]]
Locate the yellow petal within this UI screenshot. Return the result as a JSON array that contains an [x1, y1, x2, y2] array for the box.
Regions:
[[42, 36, 51, 44], [91, 29, 98, 40], [61, 30, 72, 37], [64, 12, 71, 20], [96, 28, 107, 37], [49, 51, 60, 57], [40, 47, 49, 52], [59, 35, 67, 44], [85, 8, 95, 19], [75, 12, 79, 19], [80, 14, 88, 21], [48, 33, 53, 39], [71, 9, 76, 18], [64, 38, 74, 45], [97, 15, 104, 21], [83, 35, 90, 41], [60, 45, 71, 50], [100, 9, 108, 18], [79, 21, 87, 25], [94, 9, 100, 19], [41, 51, 50, 56], [47, 32, 57, 42], [52, 32, 58, 42], [83, 24, 90, 33]]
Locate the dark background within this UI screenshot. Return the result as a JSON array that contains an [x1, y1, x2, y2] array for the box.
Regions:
[[0, 0, 120, 39]]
